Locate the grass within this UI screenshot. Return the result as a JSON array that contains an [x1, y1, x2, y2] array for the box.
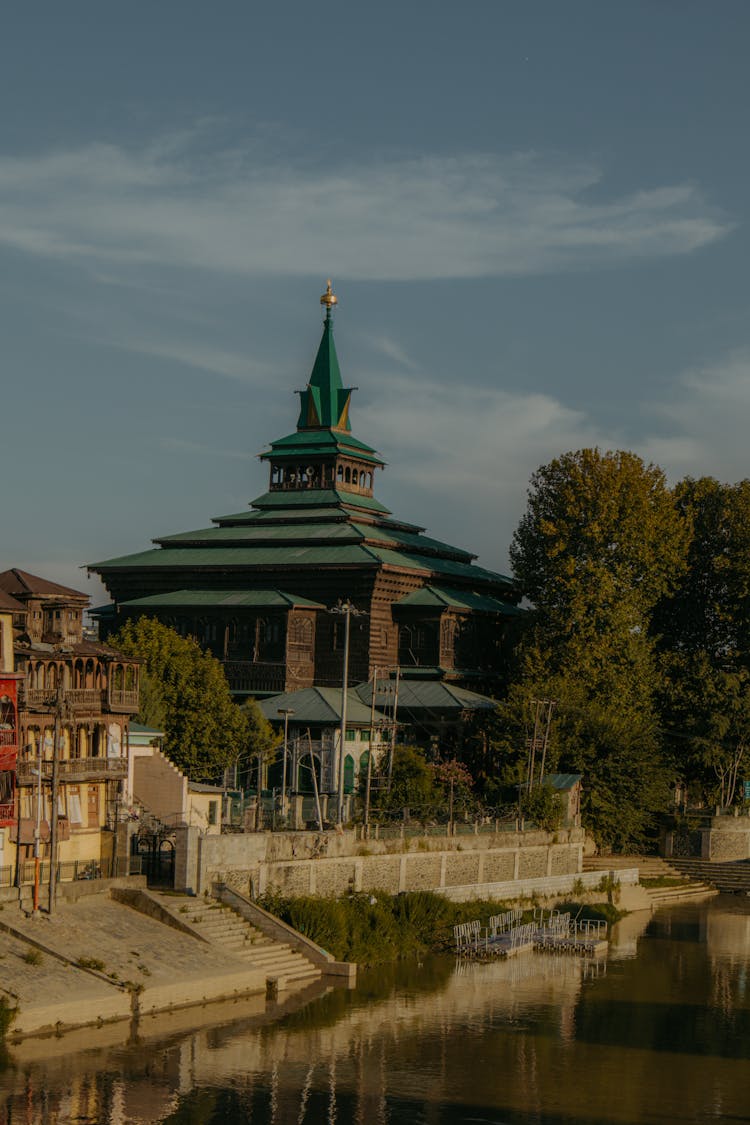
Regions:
[[21, 948, 42, 966], [76, 957, 105, 972], [260, 890, 528, 965]]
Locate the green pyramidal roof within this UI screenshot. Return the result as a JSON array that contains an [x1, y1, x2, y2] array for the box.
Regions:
[[296, 315, 353, 432]]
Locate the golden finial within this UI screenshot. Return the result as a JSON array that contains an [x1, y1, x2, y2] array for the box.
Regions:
[[320, 279, 338, 318]]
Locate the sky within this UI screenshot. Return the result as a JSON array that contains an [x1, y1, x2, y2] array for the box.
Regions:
[[2, 1, 749, 600]]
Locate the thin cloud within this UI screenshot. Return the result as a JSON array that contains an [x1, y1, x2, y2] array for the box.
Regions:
[[0, 138, 730, 281]]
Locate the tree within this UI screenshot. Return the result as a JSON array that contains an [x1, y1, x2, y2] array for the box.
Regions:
[[510, 449, 690, 709], [369, 745, 439, 819], [507, 450, 689, 848], [111, 617, 267, 782], [660, 653, 750, 808], [654, 477, 750, 666]]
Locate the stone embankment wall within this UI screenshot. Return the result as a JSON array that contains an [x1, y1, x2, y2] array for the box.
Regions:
[[177, 827, 585, 899], [663, 811, 750, 861]]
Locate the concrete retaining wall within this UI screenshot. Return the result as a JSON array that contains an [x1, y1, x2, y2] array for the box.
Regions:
[[184, 828, 585, 900], [438, 867, 639, 903]]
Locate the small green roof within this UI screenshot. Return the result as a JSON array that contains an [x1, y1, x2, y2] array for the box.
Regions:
[[397, 585, 523, 614], [355, 679, 497, 713], [250, 488, 392, 515], [261, 427, 384, 467], [259, 686, 386, 727], [544, 773, 582, 791], [120, 588, 325, 610]]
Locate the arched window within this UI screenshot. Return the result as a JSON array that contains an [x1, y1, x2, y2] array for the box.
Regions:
[[336, 465, 344, 483], [344, 467, 351, 483], [359, 471, 366, 487], [344, 754, 355, 794]]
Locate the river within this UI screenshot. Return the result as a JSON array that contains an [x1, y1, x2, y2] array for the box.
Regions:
[[1, 897, 749, 1124]]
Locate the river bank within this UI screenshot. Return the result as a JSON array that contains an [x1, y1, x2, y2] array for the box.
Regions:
[[1, 897, 748, 1124]]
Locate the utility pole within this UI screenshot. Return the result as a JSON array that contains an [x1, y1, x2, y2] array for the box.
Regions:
[[278, 708, 294, 823], [364, 666, 377, 834], [47, 688, 64, 915], [526, 699, 557, 791]]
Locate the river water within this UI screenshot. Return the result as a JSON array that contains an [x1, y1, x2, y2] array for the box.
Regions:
[[1, 897, 749, 1124]]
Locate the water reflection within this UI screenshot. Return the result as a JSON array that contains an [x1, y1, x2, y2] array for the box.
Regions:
[[1, 899, 750, 1124]]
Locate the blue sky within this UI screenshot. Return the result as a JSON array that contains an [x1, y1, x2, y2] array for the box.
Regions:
[[2, 1, 749, 598]]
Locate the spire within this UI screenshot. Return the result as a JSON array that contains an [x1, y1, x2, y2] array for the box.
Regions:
[[296, 281, 354, 432]]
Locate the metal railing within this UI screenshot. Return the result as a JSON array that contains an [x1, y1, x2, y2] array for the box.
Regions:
[[17, 855, 141, 885]]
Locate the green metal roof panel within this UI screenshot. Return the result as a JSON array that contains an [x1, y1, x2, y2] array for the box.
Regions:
[[212, 507, 348, 525], [262, 428, 382, 464], [352, 523, 475, 561], [355, 679, 497, 713], [157, 522, 366, 545], [398, 585, 523, 614], [120, 588, 325, 609], [250, 489, 391, 515], [544, 773, 582, 791], [365, 546, 515, 586], [91, 543, 382, 570], [259, 686, 385, 726]]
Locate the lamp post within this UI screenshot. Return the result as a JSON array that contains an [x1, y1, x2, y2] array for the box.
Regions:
[[277, 708, 294, 821], [329, 600, 367, 824]]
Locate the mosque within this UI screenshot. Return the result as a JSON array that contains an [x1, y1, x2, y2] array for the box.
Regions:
[[90, 283, 521, 706]]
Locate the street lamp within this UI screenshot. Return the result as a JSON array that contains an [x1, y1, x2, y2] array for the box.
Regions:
[[329, 601, 367, 824], [277, 708, 294, 821]]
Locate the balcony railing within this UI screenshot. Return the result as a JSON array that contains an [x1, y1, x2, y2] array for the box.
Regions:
[[21, 687, 56, 709], [65, 689, 105, 712], [223, 660, 286, 694], [17, 756, 128, 785], [107, 688, 140, 712], [0, 730, 17, 748], [0, 802, 14, 826]]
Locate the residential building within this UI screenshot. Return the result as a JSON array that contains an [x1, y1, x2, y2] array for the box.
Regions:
[[0, 570, 140, 881]]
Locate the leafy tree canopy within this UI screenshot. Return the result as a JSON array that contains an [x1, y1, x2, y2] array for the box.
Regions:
[[111, 617, 270, 782], [510, 450, 690, 706]]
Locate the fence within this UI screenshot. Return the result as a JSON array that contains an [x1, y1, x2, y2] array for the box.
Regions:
[[10, 855, 142, 887]]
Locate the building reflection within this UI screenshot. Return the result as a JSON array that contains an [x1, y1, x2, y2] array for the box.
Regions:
[[1, 901, 750, 1124]]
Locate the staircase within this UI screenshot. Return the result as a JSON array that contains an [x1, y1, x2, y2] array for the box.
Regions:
[[153, 892, 322, 988], [666, 858, 750, 895], [583, 855, 717, 906]]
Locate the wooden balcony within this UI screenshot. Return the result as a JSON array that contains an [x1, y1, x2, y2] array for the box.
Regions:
[[0, 802, 14, 827], [107, 688, 140, 713], [0, 731, 17, 750], [65, 689, 105, 713], [17, 756, 128, 785], [223, 660, 286, 695]]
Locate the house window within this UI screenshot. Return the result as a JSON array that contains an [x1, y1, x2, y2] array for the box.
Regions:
[[207, 801, 218, 826], [345, 729, 357, 742]]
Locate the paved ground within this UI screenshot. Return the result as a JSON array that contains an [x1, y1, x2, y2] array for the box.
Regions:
[[0, 891, 274, 1036]]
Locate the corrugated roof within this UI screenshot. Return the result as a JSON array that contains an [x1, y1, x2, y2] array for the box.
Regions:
[[544, 773, 582, 791], [259, 686, 386, 726], [91, 544, 379, 570], [398, 585, 523, 614], [213, 507, 348, 525], [262, 428, 384, 467], [366, 546, 514, 586], [355, 679, 497, 713], [250, 489, 391, 514], [121, 588, 325, 609], [156, 522, 366, 546], [353, 524, 475, 561]]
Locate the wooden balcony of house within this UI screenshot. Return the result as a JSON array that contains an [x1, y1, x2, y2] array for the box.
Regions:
[[0, 730, 17, 751], [16, 755, 128, 785], [19, 685, 56, 711], [65, 688, 106, 713], [106, 687, 140, 713], [0, 803, 15, 828], [223, 660, 286, 695]]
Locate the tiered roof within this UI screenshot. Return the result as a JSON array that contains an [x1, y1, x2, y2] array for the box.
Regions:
[[90, 286, 519, 612]]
